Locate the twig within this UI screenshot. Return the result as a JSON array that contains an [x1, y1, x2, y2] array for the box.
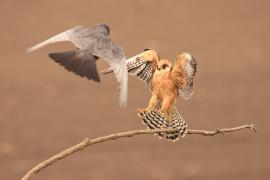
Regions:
[[21, 124, 256, 180], [186, 124, 256, 135]]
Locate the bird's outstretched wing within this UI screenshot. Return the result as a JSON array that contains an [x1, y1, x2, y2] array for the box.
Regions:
[[172, 52, 197, 100], [27, 25, 101, 82], [48, 50, 100, 82], [27, 25, 86, 52], [100, 49, 159, 86], [27, 24, 128, 108]]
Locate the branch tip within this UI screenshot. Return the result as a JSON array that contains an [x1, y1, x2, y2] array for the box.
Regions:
[[249, 124, 256, 132]]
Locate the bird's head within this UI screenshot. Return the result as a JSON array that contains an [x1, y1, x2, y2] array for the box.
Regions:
[[157, 59, 173, 72], [97, 23, 110, 35]]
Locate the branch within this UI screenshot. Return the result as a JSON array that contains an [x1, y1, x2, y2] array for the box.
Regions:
[[21, 124, 256, 180]]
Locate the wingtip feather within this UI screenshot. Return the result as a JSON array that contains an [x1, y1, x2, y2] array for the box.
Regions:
[[26, 47, 34, 53]]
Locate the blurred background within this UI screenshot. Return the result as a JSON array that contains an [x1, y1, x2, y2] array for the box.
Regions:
[[0, 0, 269, 179]]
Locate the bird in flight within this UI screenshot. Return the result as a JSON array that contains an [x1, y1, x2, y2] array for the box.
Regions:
[[101, 49, 197, 141], [27, 24, 128, 108]]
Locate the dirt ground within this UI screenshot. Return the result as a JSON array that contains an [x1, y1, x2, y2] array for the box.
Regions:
[[0, 0, 269, 179]]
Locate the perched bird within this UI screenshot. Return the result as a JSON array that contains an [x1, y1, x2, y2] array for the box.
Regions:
[[27, 24, 128, 107], [100, 49, 197, 141]]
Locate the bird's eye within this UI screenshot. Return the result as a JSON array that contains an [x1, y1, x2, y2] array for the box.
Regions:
[[162, 64, 167, 69]]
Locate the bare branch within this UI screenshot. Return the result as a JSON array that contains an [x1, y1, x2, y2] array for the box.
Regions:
[[21, 124, 256, 180], [186, 124, 256, 136]]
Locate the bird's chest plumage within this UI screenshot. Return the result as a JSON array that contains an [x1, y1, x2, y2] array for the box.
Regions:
[[152, 71, 177, 99]]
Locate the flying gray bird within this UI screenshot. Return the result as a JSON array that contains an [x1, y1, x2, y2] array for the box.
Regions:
[[27, 24, 128, 108]]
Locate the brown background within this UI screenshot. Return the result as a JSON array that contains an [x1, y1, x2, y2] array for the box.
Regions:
[[0, 0, 269, 179]]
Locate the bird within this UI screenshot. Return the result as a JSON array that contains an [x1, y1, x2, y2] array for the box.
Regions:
[[27, 24, 128, 108], [100, 49, 197, 141]]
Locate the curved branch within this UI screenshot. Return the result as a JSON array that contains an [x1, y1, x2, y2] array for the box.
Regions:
[[21, 124, 256, 180]]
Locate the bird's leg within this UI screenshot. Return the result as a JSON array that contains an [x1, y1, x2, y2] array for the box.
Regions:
[[138, 94, 158, 112], [145, 94, 158, 111], [160, 97, 174, 123]]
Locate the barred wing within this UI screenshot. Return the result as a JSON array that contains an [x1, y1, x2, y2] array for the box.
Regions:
[[173, 52, 197, 100], [100, 49, 159, 85]]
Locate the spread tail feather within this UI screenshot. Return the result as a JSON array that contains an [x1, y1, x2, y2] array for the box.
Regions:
[[112, 63, 128, 108], [100, 63, 128, 108], [138, 102, 187, 141]]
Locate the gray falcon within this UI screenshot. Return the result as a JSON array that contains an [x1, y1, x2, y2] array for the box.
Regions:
[[27, 24, 128, 108]]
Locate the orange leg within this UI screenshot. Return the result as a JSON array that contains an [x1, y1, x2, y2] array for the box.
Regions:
[[145, 94, 158, 111], [138, 94, 158, 112]]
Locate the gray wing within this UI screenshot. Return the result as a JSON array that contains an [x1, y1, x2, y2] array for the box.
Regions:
[[27, 24, 128, 107], [27, 24, 110, 52], [27, 25, 86, 52], [27, 25, 101, 82], [48, 50, 100, 82], [94, 44, 128, 108]]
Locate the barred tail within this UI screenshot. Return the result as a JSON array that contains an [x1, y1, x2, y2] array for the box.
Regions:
[[138, 103, 187, 141]]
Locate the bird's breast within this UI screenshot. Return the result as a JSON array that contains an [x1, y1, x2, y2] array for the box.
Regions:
[[152, 72, 178, 99]]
